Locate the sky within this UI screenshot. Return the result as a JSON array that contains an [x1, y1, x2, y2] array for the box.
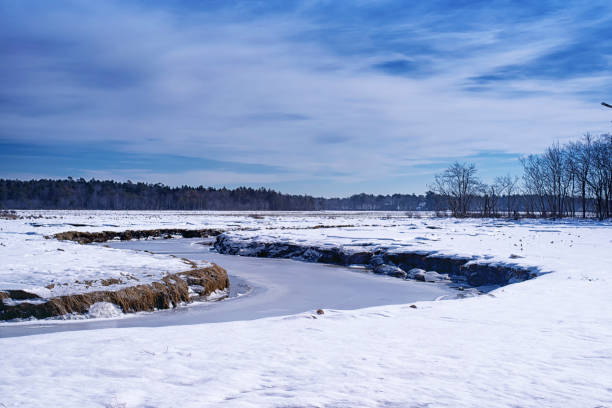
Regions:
[[1, 0, 611, 197]]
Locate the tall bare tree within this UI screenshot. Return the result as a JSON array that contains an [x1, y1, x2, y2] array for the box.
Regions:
[[568, 134, 592, 218], [432, 162, 480, 217], [495, 174, 519, 216]]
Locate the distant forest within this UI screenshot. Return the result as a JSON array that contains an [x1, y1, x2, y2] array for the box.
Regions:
[[2, 131, 610, 218], [0, 179, 434, 211]]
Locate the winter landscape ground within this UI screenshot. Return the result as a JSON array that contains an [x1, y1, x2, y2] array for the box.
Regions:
[[1, 210, 611, 407]]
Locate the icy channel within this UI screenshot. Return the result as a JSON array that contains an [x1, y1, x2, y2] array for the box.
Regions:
[[0, 238, 455, 338]]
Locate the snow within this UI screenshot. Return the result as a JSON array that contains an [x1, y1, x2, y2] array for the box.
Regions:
[[0, 224, 193, 298], [0, 239, 455, 336], [87, 302, 124, 319], [1, 293, 611, 407], [0, 211, 263, 298], [215, 217, 612, 281], [1, 211, 612, 407]]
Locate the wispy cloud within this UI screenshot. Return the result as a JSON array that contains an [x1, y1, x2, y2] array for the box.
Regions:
[[1, 0, 611, 195]]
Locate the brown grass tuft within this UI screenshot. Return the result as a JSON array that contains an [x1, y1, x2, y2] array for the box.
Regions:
[[0, 264, 229, 320]]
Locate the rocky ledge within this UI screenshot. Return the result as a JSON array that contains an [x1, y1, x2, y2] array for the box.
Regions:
[[214, 234, 538, 287], [1, 264, 229, 321]]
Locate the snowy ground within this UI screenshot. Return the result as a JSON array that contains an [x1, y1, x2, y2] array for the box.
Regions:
[[0, 210, 407, 299], [214, 217, 612, 278], [0, 239, 457, 337], [0, 213, 212, 298], [1, 211, 611, 407]]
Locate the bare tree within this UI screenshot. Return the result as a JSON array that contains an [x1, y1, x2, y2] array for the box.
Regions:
[[480, 182, 497, 217], [587, 135, 612, 219], [567, 134, 592, 218], [541, 143, 571, 217], [431, 162, 480, 217], [495, 174, 519, 216], [521, 154, 548, 216], [520, 132, 611, 219]]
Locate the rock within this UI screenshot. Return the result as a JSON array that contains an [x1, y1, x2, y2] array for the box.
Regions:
[[346, 252, 372, 265], [316, 309, 324, 315], [423, 271, 446, 282], [373, 264, 407, 278], [409, 304, 417, 309], [369, 254, 385, 267], [409, 268, 427, 281]]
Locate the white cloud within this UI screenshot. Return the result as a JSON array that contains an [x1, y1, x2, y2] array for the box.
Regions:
[[1, 1, 611, 194]]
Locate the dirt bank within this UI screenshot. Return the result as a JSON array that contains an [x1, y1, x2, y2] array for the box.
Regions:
[[52, 228, 224, 244], [1, 264, 229, 320], [214, 234, 537, 286]]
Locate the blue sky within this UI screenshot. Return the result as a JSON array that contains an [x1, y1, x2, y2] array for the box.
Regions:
[[1, 0, 611, 196]]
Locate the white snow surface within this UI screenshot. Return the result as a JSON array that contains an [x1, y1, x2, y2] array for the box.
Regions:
[[0, 214, 208, 297], [1, 211, 611, 407], [219, 217, 612, 277], [87, 302, 124, 319]]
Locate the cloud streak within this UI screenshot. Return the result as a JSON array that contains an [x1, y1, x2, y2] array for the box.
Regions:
[[1, 0, 611, 195]]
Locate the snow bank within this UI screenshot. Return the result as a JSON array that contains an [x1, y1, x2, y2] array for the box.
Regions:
[[214, 216, 612, 285], [0, 212, 231, 319], [0, 212, 228, 298], [214, 232, 536, 286]]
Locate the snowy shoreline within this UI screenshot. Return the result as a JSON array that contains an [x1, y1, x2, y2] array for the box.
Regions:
[[214, 233, 538, 287], [0, 212, 234, 320], [0, 263, 230, 321], [1, 210, 607, 311]]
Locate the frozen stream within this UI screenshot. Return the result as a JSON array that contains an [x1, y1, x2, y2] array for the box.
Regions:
[[1, 238, 455, 338]]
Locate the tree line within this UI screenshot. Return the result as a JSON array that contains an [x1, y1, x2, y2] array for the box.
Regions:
[[431, 133, 612, 219], [0, 178, 430, 211], [2, 133, 610, 217]]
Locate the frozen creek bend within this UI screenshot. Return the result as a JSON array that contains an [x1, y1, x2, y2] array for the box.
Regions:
[[1, 238, 456, 338]]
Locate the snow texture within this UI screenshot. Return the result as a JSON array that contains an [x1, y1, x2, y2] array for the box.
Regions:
[[87, 302, 124, 319], [0, 211, 222, 298], [0, 211, 611, 407]]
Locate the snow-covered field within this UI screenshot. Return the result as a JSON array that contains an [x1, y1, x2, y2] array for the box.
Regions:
[[1, 211, 611, 407], [214, 216, 612, 281], [0, 210, 407, 298], [0, 212, 216, 298]]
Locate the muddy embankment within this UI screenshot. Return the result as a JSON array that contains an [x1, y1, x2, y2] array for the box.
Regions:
[[52, 228, 225, 244], [1, 228, 229, 320], [0, 265, 229, 320], [214, 234, 538, 287]]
